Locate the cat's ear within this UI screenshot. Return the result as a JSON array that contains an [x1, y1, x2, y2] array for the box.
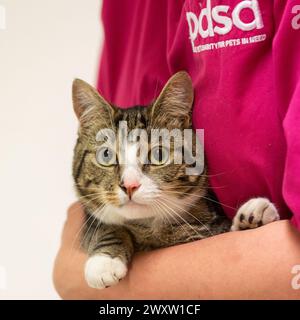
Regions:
[[150, 71, 194, 129], [72, 79, 114, 125]]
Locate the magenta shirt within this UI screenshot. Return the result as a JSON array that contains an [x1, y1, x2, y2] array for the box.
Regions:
[[97, 0, 300, 229]]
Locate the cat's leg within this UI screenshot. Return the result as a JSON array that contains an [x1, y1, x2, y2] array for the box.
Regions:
[[83, 224, 134, 289], [231, 197, 280, 231]]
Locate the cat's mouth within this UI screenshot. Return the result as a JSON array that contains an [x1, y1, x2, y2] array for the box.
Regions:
[[121, 199, 147, 208], [113, 197, 156, 220]]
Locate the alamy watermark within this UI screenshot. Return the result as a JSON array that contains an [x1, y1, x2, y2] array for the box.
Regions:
[[291, 265, 300, 290], [292, 5, 300, 30], [95, 121, 204, 175]]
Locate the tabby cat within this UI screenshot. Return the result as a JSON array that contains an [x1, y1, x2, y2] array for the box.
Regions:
[[72, 71, 279, 289]]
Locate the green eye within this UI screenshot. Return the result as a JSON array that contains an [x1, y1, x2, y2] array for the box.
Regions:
[[150, 146, 169, 165], [96, 147, 116, 166]]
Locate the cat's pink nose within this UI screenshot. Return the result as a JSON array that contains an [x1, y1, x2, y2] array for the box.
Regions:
[[120, 181, 141, 199]]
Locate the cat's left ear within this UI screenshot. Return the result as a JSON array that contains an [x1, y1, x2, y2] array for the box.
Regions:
[[72, 79, 114, 126], [150, 71, 194, 129]]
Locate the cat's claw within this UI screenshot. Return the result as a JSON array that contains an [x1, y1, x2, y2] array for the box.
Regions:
[[85, 254, 127, 289], [231, 197, 279, 231]]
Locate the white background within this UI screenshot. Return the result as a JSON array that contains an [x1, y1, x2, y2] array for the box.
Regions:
[[0, 0, 103, 299]]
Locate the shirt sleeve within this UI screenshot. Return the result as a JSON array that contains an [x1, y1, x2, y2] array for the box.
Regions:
[[274, 1, 300, 229]]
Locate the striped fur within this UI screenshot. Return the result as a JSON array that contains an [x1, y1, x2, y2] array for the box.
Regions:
[[72, 72, 230, 282]]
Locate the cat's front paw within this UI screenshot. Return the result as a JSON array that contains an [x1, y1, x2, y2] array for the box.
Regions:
[[84, 254, 128, 289], [231, 197, 279, 231]]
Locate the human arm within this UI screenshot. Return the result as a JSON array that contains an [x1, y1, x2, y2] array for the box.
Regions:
[[53, 202, 300, 299]]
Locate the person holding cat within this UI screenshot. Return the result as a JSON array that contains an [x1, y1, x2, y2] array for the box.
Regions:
[[53, 0, 300, 299]]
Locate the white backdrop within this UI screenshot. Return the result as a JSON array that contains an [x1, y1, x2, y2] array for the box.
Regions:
[[0, 0, 103, 299]]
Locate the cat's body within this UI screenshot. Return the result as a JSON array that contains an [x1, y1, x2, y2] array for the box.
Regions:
[[72, 72, 279, 289]]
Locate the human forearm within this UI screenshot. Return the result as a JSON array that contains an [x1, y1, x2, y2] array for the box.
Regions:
[[53, 204, 300, 299], [124, 220, 300, 299]]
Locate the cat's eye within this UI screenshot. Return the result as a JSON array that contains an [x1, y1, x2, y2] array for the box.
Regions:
[[96, 146, 116, 166], [150, 146, 169, 165]]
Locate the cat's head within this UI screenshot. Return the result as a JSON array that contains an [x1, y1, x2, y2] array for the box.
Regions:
[[72, 71, 206, 224]]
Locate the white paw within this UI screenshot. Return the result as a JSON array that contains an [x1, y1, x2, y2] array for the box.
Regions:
[[231, 197, 279, 231], [84, 254, 127, 289]]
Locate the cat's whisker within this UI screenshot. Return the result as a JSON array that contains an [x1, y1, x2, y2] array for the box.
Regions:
[[69, 204, 105, 258], [73, 185, 103, 192], [161, 196, 213, 236], [67, 204, 107, 264], [163, 194, 211, 214], [163, 184, 227, 190], [155, 198, 204, 237], [80, 204, 106, 250], [162, 190, 203, 196], [65, 195, 103, 226], [74, 183, 116, 193], [76, 195, 105, 212], [201, 196, 236, 210], [151, 201, 166, 223], [160, 197, 208, 235], [153, 199, 187, 236], [162, 190, 236, 210], [67, 211, 96, 261], [87, 211, 103, 255], [152, 200, 171, 225], [151, 200, 178, 244], [85, 204, 113, 254], [197, 172, 230, 178], [75, 188, 102, 193], [76, 193, 102, 201], [158, 201, 198, 238]]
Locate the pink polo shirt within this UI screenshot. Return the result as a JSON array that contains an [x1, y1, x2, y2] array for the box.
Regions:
[[97, 0, 300, 229]]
